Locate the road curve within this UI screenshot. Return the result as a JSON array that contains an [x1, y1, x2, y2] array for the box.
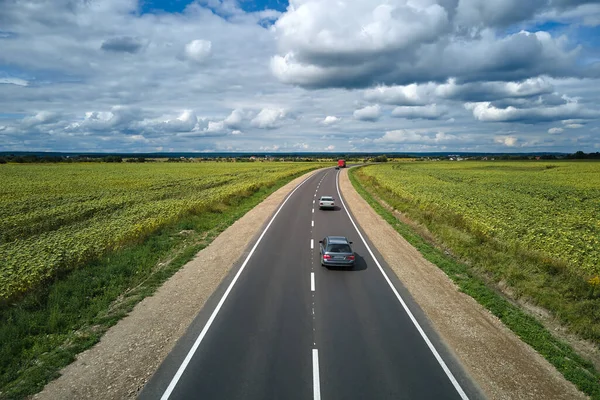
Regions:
[[139, 168, 483, 400]]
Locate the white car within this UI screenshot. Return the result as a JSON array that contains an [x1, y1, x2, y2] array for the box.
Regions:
[[319, 196, 335, 210]]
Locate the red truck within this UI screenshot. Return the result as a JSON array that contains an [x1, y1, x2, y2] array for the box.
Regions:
[[337, 159, 346, 168]]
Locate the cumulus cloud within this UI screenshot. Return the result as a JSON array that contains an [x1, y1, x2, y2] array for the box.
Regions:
[[495, 136, 520, 146], [204, 120, 225, 133], [548, 127, 564, 134], [454, 0, 546, 28], [391, 104, 447, 120], [1, 0, 600, 153], [374, 129, 460, 144], [159, 110, 199, 132], [21, 111, 63, 127], [353, 105, 381, 121], [465, 100, 599, 122], [322, 116, 341, 125], [251, 108, 287, 129], [271, 0, 589, 89], [101, 37, 143, 54], [436, 77, 554, 102], [223, 109, 246, 129], [184, 39, 212, 63], [364, 84, 430, 106]]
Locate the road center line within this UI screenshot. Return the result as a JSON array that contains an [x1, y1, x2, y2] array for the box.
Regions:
[[335, 170, 470, 400], [312, 220, 314, 227], [311, 239, 314, 249], [312, 349, 321, 400], [311, 272, 315, 292], [159, 173, 315, 400]]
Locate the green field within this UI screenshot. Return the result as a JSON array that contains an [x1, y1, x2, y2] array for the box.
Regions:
[[0, 161, 325, 399], [353, 160, 600, 342], [0, 162, 323, 302]]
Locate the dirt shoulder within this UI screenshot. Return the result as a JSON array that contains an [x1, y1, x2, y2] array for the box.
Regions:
[[34, 168, 586, 400]]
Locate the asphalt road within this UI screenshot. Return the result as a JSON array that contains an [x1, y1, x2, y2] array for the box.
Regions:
[[139, 168, 483, 400]]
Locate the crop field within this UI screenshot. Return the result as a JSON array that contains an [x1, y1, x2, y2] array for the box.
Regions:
[[0, 162, 321, 301], [357, 161, 600, 277]]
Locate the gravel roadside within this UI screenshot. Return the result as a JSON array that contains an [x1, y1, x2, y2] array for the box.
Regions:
[[33, 167, 586, 400]]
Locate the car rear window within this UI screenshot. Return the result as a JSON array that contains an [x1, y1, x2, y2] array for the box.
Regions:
[[321, 197, 333, 201], [327, 244, 351, 253]]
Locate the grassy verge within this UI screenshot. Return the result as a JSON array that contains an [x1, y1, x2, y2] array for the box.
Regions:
[[0, 170, 311, 400], [348, 167, 600, 399]]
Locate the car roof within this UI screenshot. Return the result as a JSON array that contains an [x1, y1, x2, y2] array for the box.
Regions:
[[326, 236, 349, 244], [320, 195, 333, 199]]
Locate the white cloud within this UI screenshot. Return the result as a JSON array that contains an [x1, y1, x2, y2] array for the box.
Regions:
[[391, 104, 447, 120], [251, 108, 287, 129], [364, 83, 432, 106], [0, 77, 29, 86], [353, 104, 381, 121], [322, 116, 340, 125], [21, 111, 62, 127], [224, 109, 246, 129], [494, 136, 519, 146], [205, 120, 225, 133], [465, 101, 599, 122], [561, 119, 586, 125], [271, 0, 587, 89], [374, 129, 460, 144], [1, 0, 599, 153], [548, 127, 564, 134], [435, 77, 554, 101], [184, 39, 212, 63]]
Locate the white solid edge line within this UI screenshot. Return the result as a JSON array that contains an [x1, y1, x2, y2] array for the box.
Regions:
[[312, 349, 321, 400], [160, 173, 316, 400], [311, 272, 315, 292], [335, 170, 470, 400], [311, 239, 314, 249]]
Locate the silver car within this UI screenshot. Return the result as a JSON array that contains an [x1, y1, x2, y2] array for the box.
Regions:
[[319, 236, 355, 268], [319, 196, 335, 210]]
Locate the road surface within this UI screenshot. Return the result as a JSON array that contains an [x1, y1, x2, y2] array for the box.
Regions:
[[139, 168, 482, 400]]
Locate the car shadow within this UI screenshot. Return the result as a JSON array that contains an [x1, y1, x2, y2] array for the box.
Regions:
[[319, 206, 342, 211], [323, 252, 368, 271]]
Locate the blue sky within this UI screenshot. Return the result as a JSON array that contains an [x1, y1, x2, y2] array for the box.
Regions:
[[140, 0, 288, 14], [1, 0, 599, 153]]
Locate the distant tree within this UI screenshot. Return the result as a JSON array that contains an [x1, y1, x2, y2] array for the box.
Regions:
[[126, 157, 147, 163], [373, 155, 388, 162], [104, 156, 123, 163]]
